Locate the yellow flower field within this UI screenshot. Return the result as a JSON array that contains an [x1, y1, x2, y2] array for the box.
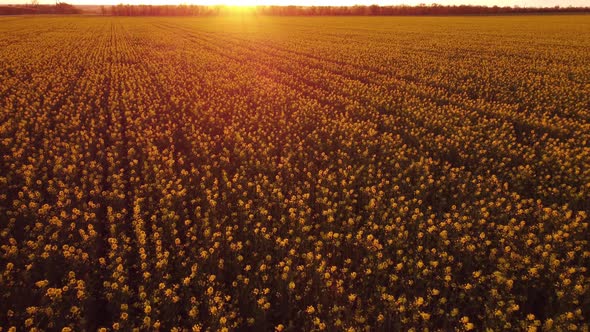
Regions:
[[0, 15, 589, 331]]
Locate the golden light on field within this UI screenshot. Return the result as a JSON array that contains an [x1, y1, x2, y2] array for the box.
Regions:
[[1, 14, 589, 332]]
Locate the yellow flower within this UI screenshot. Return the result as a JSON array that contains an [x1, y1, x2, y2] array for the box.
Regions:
[[415, 297, 424, 306], [544, 319, 554, 330], [35, 280, 49, 288]]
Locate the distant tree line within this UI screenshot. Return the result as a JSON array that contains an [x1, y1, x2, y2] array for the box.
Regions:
[[105, 4, 590, 16], [2, 3, 589, 16], [258, 4, 590, 16], [0, 2, 80, 15], [108, 4, 219, 16]]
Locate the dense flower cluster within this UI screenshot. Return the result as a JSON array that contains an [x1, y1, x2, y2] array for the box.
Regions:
[[1, 15, 589, 331]]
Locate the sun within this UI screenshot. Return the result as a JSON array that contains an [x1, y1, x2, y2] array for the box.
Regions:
[[213, 0, 365, 6], [223, 0, 258, 5], [222, 0, 261, 6], [214, 0, 303, 6]]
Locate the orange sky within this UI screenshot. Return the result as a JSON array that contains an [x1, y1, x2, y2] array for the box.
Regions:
[[1, 0, 587, 7]]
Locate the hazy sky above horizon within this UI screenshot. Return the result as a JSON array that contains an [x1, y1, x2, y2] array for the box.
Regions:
[[1, 0, 588, 8]]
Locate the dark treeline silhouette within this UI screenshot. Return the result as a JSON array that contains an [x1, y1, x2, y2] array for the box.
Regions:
[[105, 4, 590, 16], [1, 3, 589, 16], [109, 4, 219, 16], [0, 2, 82, 15], [0, 2, 81, 15], [259, 4, 590, 16]]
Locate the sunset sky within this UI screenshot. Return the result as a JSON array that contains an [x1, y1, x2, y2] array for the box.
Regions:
[[1, 0, 587, 7]]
